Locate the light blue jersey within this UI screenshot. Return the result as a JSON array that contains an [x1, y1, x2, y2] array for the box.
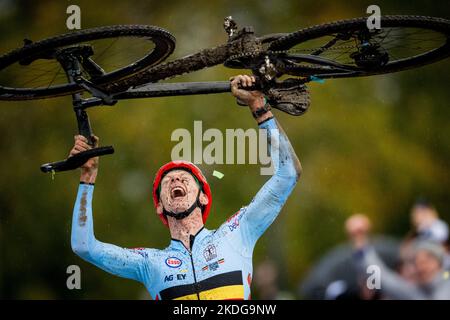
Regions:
[[71, 118, 301, 300]]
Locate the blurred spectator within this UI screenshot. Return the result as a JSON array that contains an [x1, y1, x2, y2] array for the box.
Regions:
[[409, 199, 449, 244], [348, 213, 450, 299], [404, 199, 450, 271], [299, 213, 399, 299], [253, 259, 295, 300]]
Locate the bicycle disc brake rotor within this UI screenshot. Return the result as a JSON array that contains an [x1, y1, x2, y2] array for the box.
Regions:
[[349, 29, 390, 69]]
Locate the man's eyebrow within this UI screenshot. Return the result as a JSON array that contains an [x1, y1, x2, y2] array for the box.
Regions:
[[162, 172, 191, 181]]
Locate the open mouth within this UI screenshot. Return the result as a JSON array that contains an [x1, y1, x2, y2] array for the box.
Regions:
[[170, 186, 186, 199]]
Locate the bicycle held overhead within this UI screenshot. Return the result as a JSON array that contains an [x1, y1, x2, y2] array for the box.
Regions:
[[0, 15, 449, 173], [1, 14, 449, 300]]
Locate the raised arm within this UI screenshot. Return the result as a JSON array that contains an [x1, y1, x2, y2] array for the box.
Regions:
[[224, 75, 301, 252], [353, 245, 425, 299], [243, 118, 301, 247], [70, 135, 147, 282], [345, 214, 425, 300]]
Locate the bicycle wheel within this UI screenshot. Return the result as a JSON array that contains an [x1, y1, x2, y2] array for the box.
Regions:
[[0, 25, 175, 100], [269, 16, 450, 79]]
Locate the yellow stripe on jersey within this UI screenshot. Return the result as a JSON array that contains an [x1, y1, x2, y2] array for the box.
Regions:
[[174, 285, 244, 300]]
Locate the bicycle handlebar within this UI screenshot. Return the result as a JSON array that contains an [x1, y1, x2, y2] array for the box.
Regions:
[[40, 146, 114, 173]]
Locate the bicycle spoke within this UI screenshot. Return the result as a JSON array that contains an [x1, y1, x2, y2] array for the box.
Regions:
[[46, 66, 62, 89], [283, 25, 448, 70], [0, 35, 160, 91], [17, 65, 62, 87], [92, 38, 119, 62], [377, 28, 394, 45]]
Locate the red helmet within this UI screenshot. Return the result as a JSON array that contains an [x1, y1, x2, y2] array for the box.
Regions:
[[152, 160, 212, 227]]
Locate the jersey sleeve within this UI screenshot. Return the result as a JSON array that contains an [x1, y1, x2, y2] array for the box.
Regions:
[[71, 183, 149, 282], [220, 118, 301, 255]]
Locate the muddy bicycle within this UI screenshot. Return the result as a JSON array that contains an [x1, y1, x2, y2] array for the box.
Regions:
[[0, 16, 449, 173]]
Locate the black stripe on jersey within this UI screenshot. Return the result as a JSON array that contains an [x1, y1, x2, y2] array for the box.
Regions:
[[160, 270, 243, 300]]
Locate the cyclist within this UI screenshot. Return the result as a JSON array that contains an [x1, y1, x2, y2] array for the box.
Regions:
[[70, 74, 302, 300]]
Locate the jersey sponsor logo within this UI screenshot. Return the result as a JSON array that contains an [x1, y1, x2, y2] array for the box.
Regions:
[[131, 247, 148, 258], [165, 257, 183, 268], [203, 244, 217, 262], [226, 211, 240, 223], [164, 274, 187, 282], [202, 258, 225, 272], [207, 262, 219, 271], [164, 275, 173, 282], [227, 213, 242, 232]]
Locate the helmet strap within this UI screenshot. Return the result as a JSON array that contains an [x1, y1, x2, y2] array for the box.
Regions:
[[162, 190, 203, 221]]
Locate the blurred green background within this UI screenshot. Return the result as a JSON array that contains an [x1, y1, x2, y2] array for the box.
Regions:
[[0, 0, 449, 299]]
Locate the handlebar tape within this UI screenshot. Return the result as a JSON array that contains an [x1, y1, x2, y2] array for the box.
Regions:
[[40, 146, 114, 173]]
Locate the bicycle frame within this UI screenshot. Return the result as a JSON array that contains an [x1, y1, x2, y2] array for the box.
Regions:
[[39, 15, 435, 173], [37, 32, 357, 174]]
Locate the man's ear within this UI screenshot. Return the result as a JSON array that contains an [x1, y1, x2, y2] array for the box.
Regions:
[[156, 201, 163, 215], [199, 191, 209, 206]]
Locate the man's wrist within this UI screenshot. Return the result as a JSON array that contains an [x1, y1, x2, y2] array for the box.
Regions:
[[248, 95, 266, 110], [80, 169, 98, 184], [255, 111, 274, 124], [249, 96, 272, 121]]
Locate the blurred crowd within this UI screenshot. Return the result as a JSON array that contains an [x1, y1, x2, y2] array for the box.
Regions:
[[253, 200, 450, 300]]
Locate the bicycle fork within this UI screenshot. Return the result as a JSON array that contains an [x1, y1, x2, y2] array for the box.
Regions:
[[40, 48, 114, 173]]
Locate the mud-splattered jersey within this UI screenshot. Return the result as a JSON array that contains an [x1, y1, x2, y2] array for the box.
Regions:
[[71, 118, 300, 300]]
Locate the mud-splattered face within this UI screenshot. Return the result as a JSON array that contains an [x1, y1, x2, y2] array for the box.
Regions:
[[158, 170, 201, 215]]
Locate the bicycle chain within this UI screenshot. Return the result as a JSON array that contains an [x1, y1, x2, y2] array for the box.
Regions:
[[227, 45, 360, 61]]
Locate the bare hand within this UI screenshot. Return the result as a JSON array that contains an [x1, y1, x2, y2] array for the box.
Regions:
[[230, 75, 265, 110], [69, 135, 99, 173]]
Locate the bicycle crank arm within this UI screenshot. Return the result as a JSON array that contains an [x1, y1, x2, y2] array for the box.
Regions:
[[40, 146, 114, 173]]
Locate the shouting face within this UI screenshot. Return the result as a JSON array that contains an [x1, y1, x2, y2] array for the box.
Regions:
[[157, 169, 208, 217]]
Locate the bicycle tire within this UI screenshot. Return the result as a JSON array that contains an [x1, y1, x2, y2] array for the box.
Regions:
[[269, 15, 450, 79], [104, 41, 243, 93], [0, 25, 175, 100]]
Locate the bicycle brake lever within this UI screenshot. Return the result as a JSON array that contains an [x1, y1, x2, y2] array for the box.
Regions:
[[40, 146, 114, 173]]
